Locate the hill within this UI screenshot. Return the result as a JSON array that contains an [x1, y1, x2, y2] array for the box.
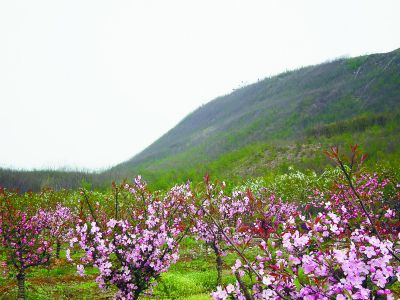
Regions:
[[2, 48, 400, 190], [106, 48, 400, 187]]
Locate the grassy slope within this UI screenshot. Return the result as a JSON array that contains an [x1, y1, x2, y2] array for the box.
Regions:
[[107, 48, 400, 189]]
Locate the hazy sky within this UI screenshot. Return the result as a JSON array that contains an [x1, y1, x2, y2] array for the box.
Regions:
[[1, 0, 399, 170]]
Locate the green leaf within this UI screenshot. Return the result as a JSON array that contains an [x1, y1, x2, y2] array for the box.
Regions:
[[298, 267, 307, 285], [294, 278, 301, 291], [277, 223, 284, 235], [342, 288, 353, 299], [267, 239, 274, 252], [285, 267, 294, 276]]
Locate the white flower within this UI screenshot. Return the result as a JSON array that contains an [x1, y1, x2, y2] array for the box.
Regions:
[[262, 275, 274, 286], [226, 284, 235, 293]]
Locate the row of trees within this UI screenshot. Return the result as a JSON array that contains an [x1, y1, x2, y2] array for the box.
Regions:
[[1, 146, 399, 299]]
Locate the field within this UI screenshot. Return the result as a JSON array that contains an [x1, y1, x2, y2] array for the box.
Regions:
[[1, 146, 400, 300]]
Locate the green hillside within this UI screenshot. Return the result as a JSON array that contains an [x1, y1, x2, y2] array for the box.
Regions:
[[2, 48, 400, 191], [106, 48, 400, 188]]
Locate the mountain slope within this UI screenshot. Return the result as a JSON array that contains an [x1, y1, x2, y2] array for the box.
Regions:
[[106, 48, 400, 186], [2, 48, 400, 191]]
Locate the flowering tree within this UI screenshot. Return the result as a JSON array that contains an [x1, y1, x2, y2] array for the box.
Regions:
[[191, 175, 258, 286], [69, 177, 194, 299], [49, 204, 73, 258], [211, 146, 400, 299], [0, 188, 54, 300]]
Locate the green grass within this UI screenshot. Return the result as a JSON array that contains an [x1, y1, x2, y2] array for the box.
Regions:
[[0, 237, 266, 299], [0, 239, 241, 299]]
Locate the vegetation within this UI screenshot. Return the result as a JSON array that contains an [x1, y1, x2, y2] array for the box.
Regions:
[[1, 146, 400, 299], [106, 48, 400, 189]]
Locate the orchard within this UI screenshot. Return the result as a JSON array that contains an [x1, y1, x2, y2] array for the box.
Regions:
[[0, 146, 399, 299]]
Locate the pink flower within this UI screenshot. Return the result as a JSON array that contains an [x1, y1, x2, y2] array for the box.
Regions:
[[77, 264, 85, 276], [226, 284, 235, 293], [232, 259, 242, 272], [211, 286, 228, 300]]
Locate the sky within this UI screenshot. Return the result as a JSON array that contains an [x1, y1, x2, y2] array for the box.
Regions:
[[0, 0, 399, 171]]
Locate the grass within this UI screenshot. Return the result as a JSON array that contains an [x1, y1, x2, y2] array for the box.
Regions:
[[0, 238, 242, 299], [0, 237, 264, 299], [0, 256, 110, 299]]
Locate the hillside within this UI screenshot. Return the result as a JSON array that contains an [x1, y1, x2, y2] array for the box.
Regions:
[[106, 48, 400, 187], [2, 48, 400, 191]]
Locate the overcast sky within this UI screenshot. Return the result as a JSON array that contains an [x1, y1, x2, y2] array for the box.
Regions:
[[0, 0, 399, 171]]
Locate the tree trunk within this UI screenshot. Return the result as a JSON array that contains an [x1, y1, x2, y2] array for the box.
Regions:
[[211, 242, 223, 287], [56, 239, 61, 258], [133, 287, 142, 300], [235, 271, 254, 300], [17, 271, 26, 300]]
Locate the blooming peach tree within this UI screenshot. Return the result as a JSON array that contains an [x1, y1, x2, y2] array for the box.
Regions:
[[69, 177, 194, 300], [0, 188, 55, 299], [210, 146, 400, 300]]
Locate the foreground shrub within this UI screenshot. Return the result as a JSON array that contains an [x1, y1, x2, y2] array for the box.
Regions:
[[0, 189, 54, 299], [210, 146, 400, 299], [69, 177, 194, 299]]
